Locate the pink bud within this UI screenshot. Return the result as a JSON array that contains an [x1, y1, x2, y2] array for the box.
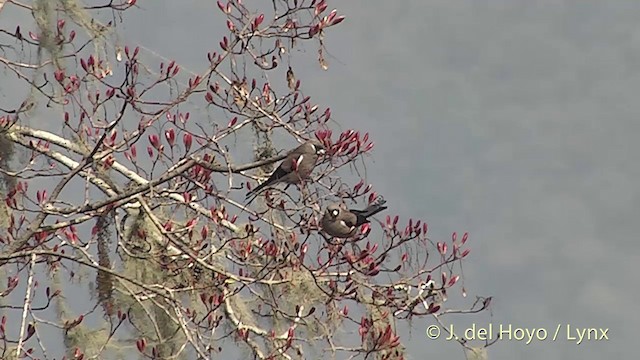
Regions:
[[364, 142, 375, 152], [331, 16, 346, 26], [315, 0, 327, 16], [309, 23, 320, 37], [183, 133, 192, 152], [291, 155, 302, 171], [148, 134, 160, 149], [360, 223, 371, 236], [54, 69, 65, 82], [165, 128, 175, 147], [327, 9, 337, 23], [136, 338, 146, 353], [163, 221, 173, 231], [255, 14, 264, 27], [437, 242, 447, 255], [353, 179, 364, 192]]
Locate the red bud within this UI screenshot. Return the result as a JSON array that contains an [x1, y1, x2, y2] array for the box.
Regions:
[[183, 133, 192, 152], [331, 16, 346, 26], [164, 128, 175, 147]]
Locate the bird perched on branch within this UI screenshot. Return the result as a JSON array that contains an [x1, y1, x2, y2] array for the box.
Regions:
[[321, 196, 388, 238], [246, 139, 326, 200]]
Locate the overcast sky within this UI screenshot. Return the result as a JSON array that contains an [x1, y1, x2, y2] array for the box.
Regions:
[[4, 1, 639, 359], [313, 1, 638, 358]]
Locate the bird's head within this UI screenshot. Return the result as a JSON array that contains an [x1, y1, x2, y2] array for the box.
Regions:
[[308, 139, 326, 156], [326, 204, 341, 219]]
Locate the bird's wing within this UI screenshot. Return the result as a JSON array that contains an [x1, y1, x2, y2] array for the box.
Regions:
[[279, 147, 305, 173], [263, 147, 305, 183], [340, 211, 359, 229], [266, 164, 289, 182]]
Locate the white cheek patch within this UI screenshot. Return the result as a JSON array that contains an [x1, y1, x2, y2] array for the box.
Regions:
[[339, 221, 354, 232], [312, 143, 325, 155]]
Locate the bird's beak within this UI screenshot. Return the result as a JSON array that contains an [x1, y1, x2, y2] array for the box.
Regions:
[[318, 148, 326, 155]]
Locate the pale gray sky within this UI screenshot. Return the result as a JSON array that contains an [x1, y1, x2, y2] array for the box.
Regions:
[[304, 1, 638, 358]]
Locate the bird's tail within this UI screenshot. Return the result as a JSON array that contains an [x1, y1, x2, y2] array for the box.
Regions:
[[360, 196, 388, 218], [245, 181, 268, 199]]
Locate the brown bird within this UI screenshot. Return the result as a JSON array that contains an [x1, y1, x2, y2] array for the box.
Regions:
[[246, 139, 326, 199], [321, 196, 388, 238]]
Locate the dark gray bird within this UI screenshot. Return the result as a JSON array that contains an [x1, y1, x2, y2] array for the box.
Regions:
[[321, 196, 388, 238], [246, 139, 326, 199]]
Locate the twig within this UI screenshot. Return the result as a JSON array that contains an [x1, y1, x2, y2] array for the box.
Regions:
[[16, 253, 36, 358]]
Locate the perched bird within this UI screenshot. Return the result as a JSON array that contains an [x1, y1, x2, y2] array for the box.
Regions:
[[246, 139, 326, 199], [321, 196, 388, 238]]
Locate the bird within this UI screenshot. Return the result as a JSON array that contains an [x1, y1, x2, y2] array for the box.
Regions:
[[246, 139, 326, 199], [321, 196, 388, 238]]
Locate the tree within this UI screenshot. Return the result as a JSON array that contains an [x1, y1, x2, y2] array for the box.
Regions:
[[0, 1, 492, 359]]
